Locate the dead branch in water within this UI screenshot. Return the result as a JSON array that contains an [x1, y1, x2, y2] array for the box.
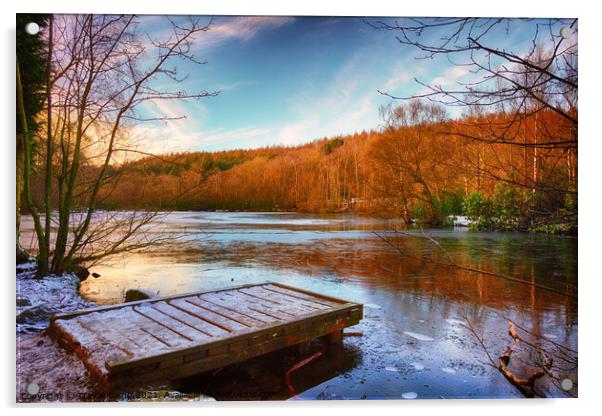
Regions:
[[459, 309, 576, 398], [459, 314, 553, 398], [506, 318, 577, 353], [498, 322, 552, 398]]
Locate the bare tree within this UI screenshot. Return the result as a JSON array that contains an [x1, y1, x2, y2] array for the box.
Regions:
[[369, 18, 576, 126], [368, 101, 458, 223], [20, 14, 218, 276], [368, 18, 577, 227]]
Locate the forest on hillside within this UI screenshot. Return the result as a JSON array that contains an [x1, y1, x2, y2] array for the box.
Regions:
[[29, 100, 576, 233]]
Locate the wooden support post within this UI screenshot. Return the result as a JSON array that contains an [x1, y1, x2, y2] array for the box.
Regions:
[[326, 330, 343, 345], [298, 340, 311, 354]]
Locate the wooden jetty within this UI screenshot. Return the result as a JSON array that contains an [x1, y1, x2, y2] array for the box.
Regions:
[[49, 282, 363, 389]]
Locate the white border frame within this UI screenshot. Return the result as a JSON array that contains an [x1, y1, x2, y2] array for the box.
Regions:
[[2, 1, 598, 415]]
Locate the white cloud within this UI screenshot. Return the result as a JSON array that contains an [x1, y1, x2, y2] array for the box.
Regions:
[[132, 44, 386, 152], [129, 122, 274, 154], [277, 115, 321, 146], [216, 80, 257, 92], [384, 72, 412, 91], [189, 16, 295, 53], [129, 16, 401, 152], [210, 16, 294, 43], [445, 66, 471, 79], [194, 127, 273, 150], [271, 53, 383, 146], [138, 16, 295, 62], [380, 55, 429, 96]]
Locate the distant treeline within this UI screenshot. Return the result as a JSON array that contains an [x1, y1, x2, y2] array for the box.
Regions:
[[57, 102, 575, 233], [27, 104, 576, 233]]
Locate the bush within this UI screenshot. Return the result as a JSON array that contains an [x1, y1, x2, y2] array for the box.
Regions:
[[462, 184, 533, 231], [436, 189, 464, 215], [463, 191, 494, 229], [412, 201, 428, 222], [492, 184, 533, 230], [323, 138, 345, 154], [529, 189, 577, 235]]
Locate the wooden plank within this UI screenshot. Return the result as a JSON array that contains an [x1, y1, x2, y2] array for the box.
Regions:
[[240, 286, 324, 313], [187, 297, 268, 328], [199, 292, 283, 324], [268, 281, 354, 305], [75, 309, 169, 357], [226, 290, 299, 319], [255, 286, 330, 311], [55, 319, 132, 377], [243, 285, 324, 310], [54, 317, 100, 348], [66, 317, 134, 357], [133, 303, 210, 343], [110, 306, 196, 349], [51, 281, 348, 322], [110, 307, 362, 386], [151, 301, 231, 338], [174, 297, 253, 332], [51, 281, 269, 322], [167, 298, 248, 334], [263, 284, 343, 308]]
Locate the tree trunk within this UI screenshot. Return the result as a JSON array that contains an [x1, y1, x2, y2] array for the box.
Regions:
[[16, 59, 48, 276], [52, 17, 94, 274], [43, 15, 53, 272], [16, 132, 24, 248], [532, 113, 538, 194]]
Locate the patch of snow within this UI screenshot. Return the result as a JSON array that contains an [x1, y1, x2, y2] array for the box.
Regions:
[[445, 318, 465, 326], [16, 261, 37, 271], [448, 215, 474, 227], [411, 362, 425, 371], [16, 268, 95, 333], [364, 303, 381, 310], [385, 366, 398, 372], [401, 391, 418, 399], [403, 331, 435, 342], [17, 333, 99, 402], [442, 367, 456, 374]]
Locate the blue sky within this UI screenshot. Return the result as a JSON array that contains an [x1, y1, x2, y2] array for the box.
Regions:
[[131, 16, 571, 153]]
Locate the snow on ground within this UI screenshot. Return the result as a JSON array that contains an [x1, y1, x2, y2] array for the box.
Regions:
[[16, 264, 102, 402], [448, 215, 474, 227], [17, 332, 102, 402], [403, 331, 435, 342], [17, 262, 95, 333]]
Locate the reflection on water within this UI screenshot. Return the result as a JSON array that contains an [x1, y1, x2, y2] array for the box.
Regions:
[[176, 341, 362, 400], [21, 212, 578, 399]]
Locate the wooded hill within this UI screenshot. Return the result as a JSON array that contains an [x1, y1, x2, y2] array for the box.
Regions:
[[72, 103, 576, 233]]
